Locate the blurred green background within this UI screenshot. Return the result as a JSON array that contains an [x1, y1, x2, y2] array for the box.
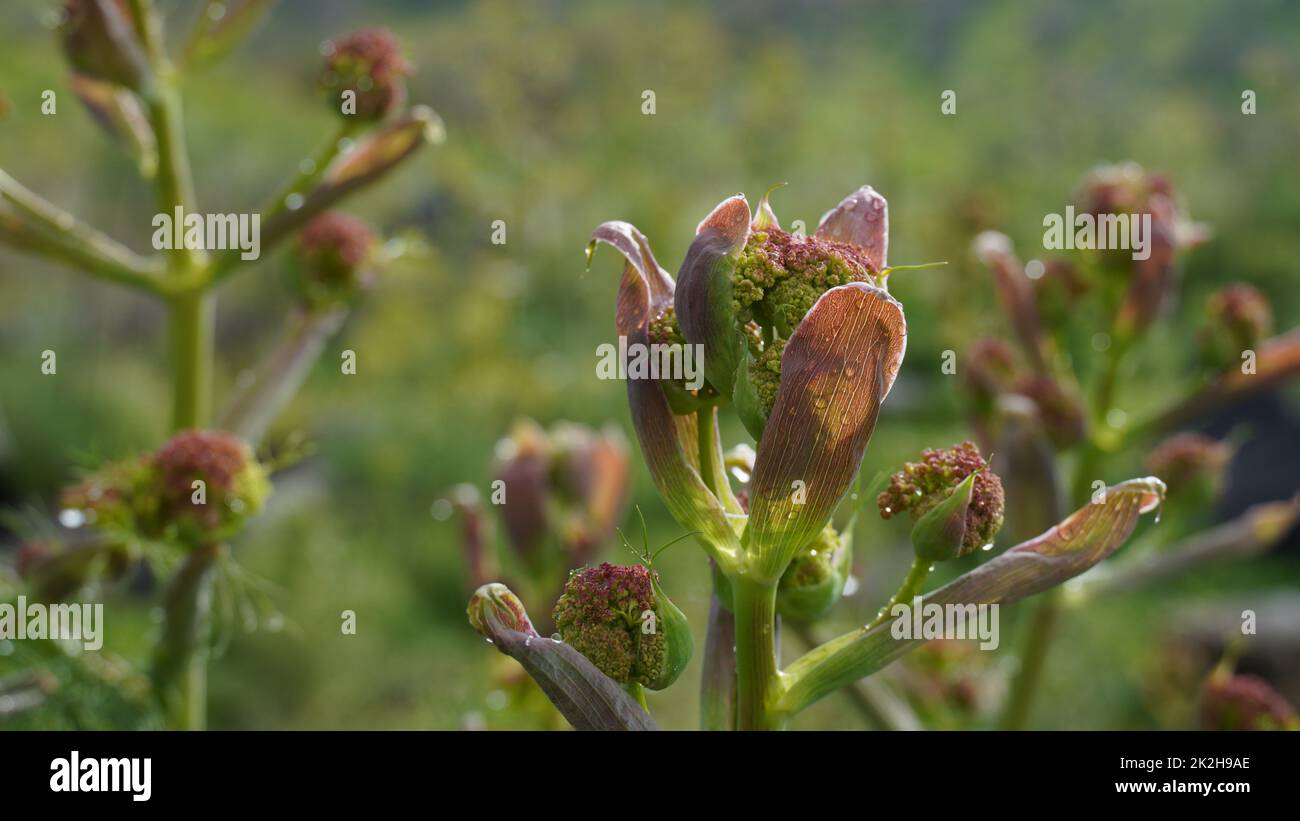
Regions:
[[1, 0, 1297, 729]]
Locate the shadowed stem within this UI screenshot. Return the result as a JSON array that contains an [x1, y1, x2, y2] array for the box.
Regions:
[[700, 589, 736, 730], [152, 542, 224, 730]]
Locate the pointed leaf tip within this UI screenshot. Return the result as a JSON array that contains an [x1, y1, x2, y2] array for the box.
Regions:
[[817, 185, 889, 271]]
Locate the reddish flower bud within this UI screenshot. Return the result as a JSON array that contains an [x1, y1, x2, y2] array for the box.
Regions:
[[1145, 432, 1232, 498], [878, 441, 1005, 556], [152, 430, 270, 542], [295, 211, 377, 306], [320, 28, 412, 122], [551, 562, 692, 690], [492, 419, 630, 570]]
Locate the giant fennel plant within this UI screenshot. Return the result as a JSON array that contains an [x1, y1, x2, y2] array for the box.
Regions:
[[469, 184, 1167, 730]]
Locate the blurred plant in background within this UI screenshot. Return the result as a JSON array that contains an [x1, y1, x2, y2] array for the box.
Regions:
[[0, 0, 440, 728], [443, 418, 630, 728], [963, 163, 1300, 728]]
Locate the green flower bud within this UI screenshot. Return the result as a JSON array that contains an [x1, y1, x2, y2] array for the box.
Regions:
[[733, 228, 877, 333], [910, 472, 978, 562], [878, 441, 1004, 559], [467, 583, 536, 639], [552, 562, 692, 690], [776, 525, 852, 623]]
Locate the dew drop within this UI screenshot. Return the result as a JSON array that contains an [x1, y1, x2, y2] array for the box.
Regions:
[[58, 508, 86, 529]]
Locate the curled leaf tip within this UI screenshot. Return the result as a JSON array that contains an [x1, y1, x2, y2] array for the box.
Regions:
[[467, 582, 536, 638], [696, 193, 751, 242]]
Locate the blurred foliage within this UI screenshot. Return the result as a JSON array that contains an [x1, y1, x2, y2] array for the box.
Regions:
[[1, 0, 1297, 729]]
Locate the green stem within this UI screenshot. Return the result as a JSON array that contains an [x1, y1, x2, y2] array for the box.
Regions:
[[869, 557, 932, 629], [208, 121, 357, 285], [624, 682, 649, 713], [697, 407, 742, 514], [0, 171, 164, 291], [169, 289, 215, 430], [152, 542, 223, 730], [999, 588, 1060, 729], [731, 576, 781, 730]]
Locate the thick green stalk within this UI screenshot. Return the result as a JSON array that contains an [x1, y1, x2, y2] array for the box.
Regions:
[[152, 543, 223, 730], [731, 576, 782, 730], [169, 289, 214, 430], [133, 0, 220, 732]]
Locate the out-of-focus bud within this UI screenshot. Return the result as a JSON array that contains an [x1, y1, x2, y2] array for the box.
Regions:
[[152, 430, 270, 544], [1033, 258, 1089, 329], [1013, 374, 1086, 448], [1200, 671, 1299, 731], [548, 423, 632, 565], [1145, 432, 1232, 499], [878, 441, 1005, 559], [294, 211, 377, 307], [59, 0, 151, 92], [467, 582, 536, 640], [15, 537, 131, 602], [447, 484, 499, 593], [319, 28, 412, 123], [68, 73, 157, 177], [493, 419, 631, 571], [1078, 163, 1208, 336], [551, 562, 692, 690], [59, 430, 271, 548], [1198, 283, 1273, 374], [897, 639, 1003, 726], [973, 231, 1048, 372], [493, 419, 551, 568], [962, 337, 1020, 435], [776, 525, 852, 622]]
